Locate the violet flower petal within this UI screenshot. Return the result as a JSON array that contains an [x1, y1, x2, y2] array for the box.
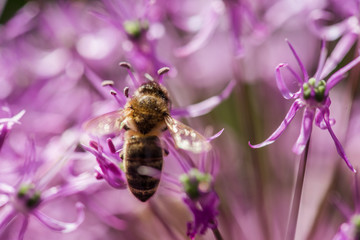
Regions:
[[275, 63, 297, 99], [0, 183, 15, 195], [292, 107, 315, 155], [0, 205, 17, 231], [171, 80, 236, 118], [207, 128, 224, 142], [174, 1, 225, 57], [321, 108, 356, 172], [314, 40, 327, 81], [326, 54, 360, 94], [320, 32, 359, 81], [18, 216, 29, 240], [286, 39, 308, 82], [309, 10, 351, 41], [42, 174, 99, 204], [32, 202, 85, 233], [249, 99, 304, 148]]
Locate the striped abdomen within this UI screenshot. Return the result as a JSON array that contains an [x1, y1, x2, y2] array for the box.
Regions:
[[124, 135, 163, 202]]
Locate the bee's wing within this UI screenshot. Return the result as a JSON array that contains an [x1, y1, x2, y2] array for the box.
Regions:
[[164, 116, 211, 153], [83, 110, 125, 136]]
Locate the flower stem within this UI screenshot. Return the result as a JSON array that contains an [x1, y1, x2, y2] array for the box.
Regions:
[[211, 226, 224, 240], [286, 136, 311, 240]]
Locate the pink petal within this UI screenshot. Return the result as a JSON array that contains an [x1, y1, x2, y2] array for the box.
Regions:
[[322, 109, 356, 172], [292, 108, 315, 155], [17, 216, 29, 240], [174, 1, 225, 57], [286, 39, 308, 82], [275, 63, 300, 99], [314, 40, 328, 81], [321, 32, 359, 81], [249, 99, 304, 148], [33, 202, 85, 233], [309, 10, 350, 41], [171, 80, 236, 117], [0, 205, 17, 231], [326, 53, 360, 94]]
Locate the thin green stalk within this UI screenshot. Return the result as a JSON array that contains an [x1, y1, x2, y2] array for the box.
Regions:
[[286, 137, 311, 240]]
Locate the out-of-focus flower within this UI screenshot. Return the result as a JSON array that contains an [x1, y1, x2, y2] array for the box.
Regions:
[[82, 139, 127, 189], [0, 107, 25, 151], [249, 38, 360, 172], [180, 168, 219, 239], [174, 0, 267, 58], [162, 142, 221, 239], [333, 214, 360, 240], [333, 173, 360, 240], [0, 139, 88, 240]]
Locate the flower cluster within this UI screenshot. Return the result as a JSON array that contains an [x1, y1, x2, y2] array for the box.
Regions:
[[1, 0, 360, 239]]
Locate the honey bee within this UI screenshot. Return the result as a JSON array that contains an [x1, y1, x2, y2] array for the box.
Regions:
[[85, 80, 211, 202]]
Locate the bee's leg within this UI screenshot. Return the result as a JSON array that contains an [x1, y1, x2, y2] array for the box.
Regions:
[[161, 139, 169, 156], [119, 150, 124, 160]]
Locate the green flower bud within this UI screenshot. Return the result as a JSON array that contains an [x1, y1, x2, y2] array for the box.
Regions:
[[180, 169, 212, 200]]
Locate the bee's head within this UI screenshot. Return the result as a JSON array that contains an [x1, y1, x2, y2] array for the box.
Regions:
[[136, 82, 171, 109]]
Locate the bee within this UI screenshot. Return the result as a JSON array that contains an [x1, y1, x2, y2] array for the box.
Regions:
[[85, 80, 211, 202]]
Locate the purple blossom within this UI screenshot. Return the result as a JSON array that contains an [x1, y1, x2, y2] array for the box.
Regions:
[[249, 38, 360, 172], [180, 168, 220, 239], [333, 173, 360, 240], [0, 139, 89, 240], [174, 0, 267, 58], [82, 139, 127, 189], [0, 107, 25, 151]]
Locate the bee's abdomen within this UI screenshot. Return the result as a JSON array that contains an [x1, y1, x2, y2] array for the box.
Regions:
[[125, 135, 163, 202]]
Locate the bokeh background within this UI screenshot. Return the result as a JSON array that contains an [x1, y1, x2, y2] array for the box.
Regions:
[[0, 0, 360, 239]]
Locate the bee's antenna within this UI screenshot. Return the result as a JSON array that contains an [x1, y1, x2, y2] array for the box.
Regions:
[[119, 62, 141, 88], [157, 67, 170, 83]]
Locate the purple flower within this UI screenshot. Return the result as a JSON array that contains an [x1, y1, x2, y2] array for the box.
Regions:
[[333, 173, 360, 240], [180, 168, 220, 239], [249, 39, 360, 172], [0, 139, 88, 240], [0, 107, 25, 151], [174, 0, 267, 58], [82, 139, 127, 189]]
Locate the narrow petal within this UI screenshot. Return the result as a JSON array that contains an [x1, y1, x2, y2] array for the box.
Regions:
[[321, 32, 358, 81], [207, 128, 224, 142], [249, 99, 304, 148], [42, 173, 99, 203], [0, 205, 17, 231], [84, 67, 126, 105], [0, 183, 15, 195], [171, 80, 236, 118], [322, 109, 356, 172], [314, 40, 328, 81], [309, 10, 351, 41], [286, 40, 308, 82], [326, 54, 360, 94], [275, 63, 299, 99], [292, 108, 315, 155], [18, 216, 29, 240], [174, 1, 225, 57], [33, 202, 85, 233]]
